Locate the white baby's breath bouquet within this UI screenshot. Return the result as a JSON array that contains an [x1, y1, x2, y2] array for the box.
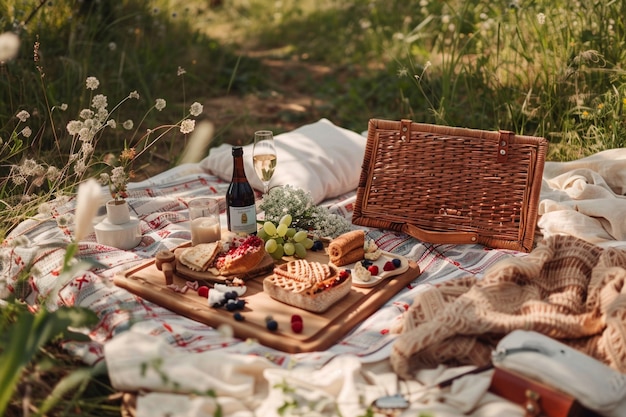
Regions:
[[260, 185, 353, 238]]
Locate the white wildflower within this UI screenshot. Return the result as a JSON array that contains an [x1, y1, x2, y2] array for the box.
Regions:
[[21, 126, 32, 138], [81, 141, 94, 155], [537, 13, 546, 25], [122, 119, 134, 130], [110, 166, 126, 186], [11, 174, 26, 186], [180, 119, 195, 134], [80, 109, 94, 119], [16, 110, 30, 122], [189, 102, 203, 117], [56, 213, 73, 228], [0, 31, 20, 63], [46, 166, 61, 181], [19, 159, 39, 176], [78, 127, 92, 142], [59, 103, 68, 111], [85, 76, 100, 90], [108, 42, 117, 51], [155, 98, 166, 111], [92, 94, 107, 110], [9, 235, 31, 247], [74, 159, 87, 175], [129, 90, 140, 99], [107, 119, 116, 128], [38, 202, 53, 216], [96, 107, 109, 122], [177, 66, 186, 76]]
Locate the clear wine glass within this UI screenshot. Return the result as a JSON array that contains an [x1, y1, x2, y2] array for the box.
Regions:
[[252, 130, 277, 197]]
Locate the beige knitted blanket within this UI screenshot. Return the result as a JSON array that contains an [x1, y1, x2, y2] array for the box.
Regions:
[[390, 235, 626, 379]]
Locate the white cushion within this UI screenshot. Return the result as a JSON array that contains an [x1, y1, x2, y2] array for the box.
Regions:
[[200, 118, 366, 204]]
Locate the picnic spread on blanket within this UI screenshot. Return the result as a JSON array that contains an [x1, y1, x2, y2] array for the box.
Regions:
[[3, 118, 626, 416]]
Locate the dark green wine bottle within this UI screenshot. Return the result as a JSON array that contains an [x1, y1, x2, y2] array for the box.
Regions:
[[226, 146, 257, 235]]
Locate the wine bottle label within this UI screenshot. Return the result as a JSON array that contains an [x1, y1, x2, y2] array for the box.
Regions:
[[228, 204, 257, 234]]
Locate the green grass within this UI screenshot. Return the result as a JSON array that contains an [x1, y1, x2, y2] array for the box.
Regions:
[[2, 0, 626, 415]]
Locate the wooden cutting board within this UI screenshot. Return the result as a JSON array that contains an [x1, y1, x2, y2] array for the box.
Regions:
[[114, 247, 421, 353]]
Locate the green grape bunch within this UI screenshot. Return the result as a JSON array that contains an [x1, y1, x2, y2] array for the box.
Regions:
[[257, 214, 314, 260]]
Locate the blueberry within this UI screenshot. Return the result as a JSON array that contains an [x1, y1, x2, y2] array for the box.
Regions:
[[225, 301, 238, 311], [361, 260, 373, 267], [233, 312, 245, 321], [224, 291, 237, 300], [392, 258, 402, 268], [266, 319, 278, 331], [236, 299, 246, 309], [312, 241, 324, 251]]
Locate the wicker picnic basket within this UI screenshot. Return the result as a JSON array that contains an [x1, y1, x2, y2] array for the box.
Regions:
[[353, 119, 548, 252]]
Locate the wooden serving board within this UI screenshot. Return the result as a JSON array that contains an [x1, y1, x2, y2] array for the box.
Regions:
[[114, 248, 421, 353]]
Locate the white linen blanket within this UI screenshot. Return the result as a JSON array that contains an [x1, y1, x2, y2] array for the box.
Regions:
[[538, 148, 626, 247], [3, 147, 626, 416]]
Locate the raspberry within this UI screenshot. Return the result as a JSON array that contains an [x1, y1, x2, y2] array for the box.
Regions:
[[291, 314, 303, 323], [291, 320, 303, 333], [392, 258, 402, 268], [197, 286, 209, 298], [383, 261, 396, 271], [339, 269, 351, 279], [368, 265, 379, 275]]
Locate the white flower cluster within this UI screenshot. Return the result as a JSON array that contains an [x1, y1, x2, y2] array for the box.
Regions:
[[259, 185, 353, 238]]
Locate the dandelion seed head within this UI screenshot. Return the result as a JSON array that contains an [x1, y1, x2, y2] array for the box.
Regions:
[[123, 120, 134, 130]]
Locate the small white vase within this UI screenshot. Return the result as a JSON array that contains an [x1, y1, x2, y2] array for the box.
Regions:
[[94, 200, 142, 250], [105, 199, 131, 225]]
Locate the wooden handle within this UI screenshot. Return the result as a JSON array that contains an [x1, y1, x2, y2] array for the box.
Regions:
[[402, 223, 478, 245], [161, 262, 174, 285], [155, 250, 176, 285]]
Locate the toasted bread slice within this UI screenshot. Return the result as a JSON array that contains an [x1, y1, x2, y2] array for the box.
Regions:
[[179, 241, 222, 271]]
